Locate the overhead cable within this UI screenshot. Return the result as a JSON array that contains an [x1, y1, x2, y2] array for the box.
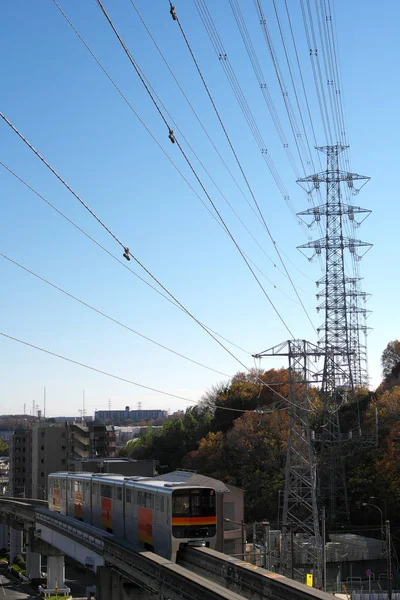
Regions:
[[52, 0, 300, 304], [0, 161, 250, 356], [93, 0, 297, 337], [164, 1, 316, 334]]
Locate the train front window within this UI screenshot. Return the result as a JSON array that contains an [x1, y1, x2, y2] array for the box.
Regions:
[[172, 489, 216, 517], [172, 488, 216, 539]]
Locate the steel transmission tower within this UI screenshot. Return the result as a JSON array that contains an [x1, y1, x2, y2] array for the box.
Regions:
[[297, 145, 371, 390], [254, 340, 323, 586], [296, 145, 371, 521]]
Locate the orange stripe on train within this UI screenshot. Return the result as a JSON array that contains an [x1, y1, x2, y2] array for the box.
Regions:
[[172, 517, 216, 525]]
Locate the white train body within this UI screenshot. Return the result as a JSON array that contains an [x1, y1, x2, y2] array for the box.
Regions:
[[48, 472, 217, 560]]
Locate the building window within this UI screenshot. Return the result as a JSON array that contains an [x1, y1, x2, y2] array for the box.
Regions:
[[41, 446, 44, 451], [40, 472, 44, 477], [61, 459, 66, 465], [41, 459, 44, 464]]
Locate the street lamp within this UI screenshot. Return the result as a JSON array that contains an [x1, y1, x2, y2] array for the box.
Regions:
[[224, 518, 246, 559], [370, 496, 387, 524]]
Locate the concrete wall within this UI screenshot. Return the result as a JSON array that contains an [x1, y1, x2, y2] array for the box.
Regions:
[[223, 484, 245, 557]]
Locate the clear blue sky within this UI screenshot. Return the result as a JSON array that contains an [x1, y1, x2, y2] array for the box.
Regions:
[[0, 0, 396, 417]]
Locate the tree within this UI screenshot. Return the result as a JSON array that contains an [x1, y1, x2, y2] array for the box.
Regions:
[[381, 340, 400, 378]]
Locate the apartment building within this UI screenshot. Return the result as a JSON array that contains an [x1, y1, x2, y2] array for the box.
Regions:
[[9, 420, 117, 499], [9, 428, 32, 498]]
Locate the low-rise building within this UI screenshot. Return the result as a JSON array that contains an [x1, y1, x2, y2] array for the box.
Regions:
[[69, 458, 157, 477], [95, 406, 167, 424]]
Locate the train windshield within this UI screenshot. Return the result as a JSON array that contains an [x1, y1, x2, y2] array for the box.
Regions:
[[172, 488, 216, 539]]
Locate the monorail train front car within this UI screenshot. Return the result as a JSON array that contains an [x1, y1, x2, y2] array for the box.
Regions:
[[48, 472, 217, 560]]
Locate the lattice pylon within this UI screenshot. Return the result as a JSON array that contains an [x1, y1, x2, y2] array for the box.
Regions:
[[253, 340, 323, 586]]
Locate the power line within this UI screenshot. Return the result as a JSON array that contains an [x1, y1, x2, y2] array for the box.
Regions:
[[0, 154, 291, 406], [0, 331, 236, 412], [0, 331, 295, 415], [164, 1, 316, 334], [0, 161, 250, 356], [1, 10, 310, 405], [126, 0, 253, 215], [93, 0, 297, 337], [194, 0, 300, 222], [0, 251, 235, 379], [1, 110, 273, 356], [125, 0, 299, 285], [51, 2, 303, 311]]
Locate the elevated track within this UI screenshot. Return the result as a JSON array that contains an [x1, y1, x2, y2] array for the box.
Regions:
[[178, 546, 335, 600], [0, 498, 337, 600]]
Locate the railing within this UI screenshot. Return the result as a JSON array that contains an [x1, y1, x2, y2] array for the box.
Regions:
[[35, 510, 106, 553], [38, 585, 71, 597]]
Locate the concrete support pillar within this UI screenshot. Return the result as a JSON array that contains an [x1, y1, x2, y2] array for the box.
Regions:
[[95, 567, 151, 600], [9, 527, 22, 564], [26, 547, 41, 579], [0, 523, 8, 550], [47, 555, 65, 590]]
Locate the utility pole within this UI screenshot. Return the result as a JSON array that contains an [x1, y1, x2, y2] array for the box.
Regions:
[[386, 520, 392, 600], [297, 145, 371, 521]]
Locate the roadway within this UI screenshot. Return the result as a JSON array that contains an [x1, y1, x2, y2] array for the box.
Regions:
[[0, 561, 96, 599], [0, 571, 36, 599]]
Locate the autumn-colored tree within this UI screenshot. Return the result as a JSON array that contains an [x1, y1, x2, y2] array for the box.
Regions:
[[204, 368, 295, 433], [381, 340, 400, 378], [184, 410, 287, 520], [182, 431, 225, 480]]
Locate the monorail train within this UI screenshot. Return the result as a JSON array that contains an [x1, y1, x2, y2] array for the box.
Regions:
[[48, 472, 216, 560]]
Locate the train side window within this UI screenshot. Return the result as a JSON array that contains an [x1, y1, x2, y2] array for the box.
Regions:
[[145, 493, 154, 509], [126, 489, 132, 503], [116, 487, 122, 501], [62, 479, 66, 490], [137, 491, 144, 507], [101, 484, 112, 498]]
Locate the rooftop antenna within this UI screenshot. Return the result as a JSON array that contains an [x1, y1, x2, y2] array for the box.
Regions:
[[32, 399, 35, 417], [43, 386, 46, 419], [108, 398, 112, 411], [137, 401, 142, 411], [23, 403, 26, 416], [78, 389, 86, 421]]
